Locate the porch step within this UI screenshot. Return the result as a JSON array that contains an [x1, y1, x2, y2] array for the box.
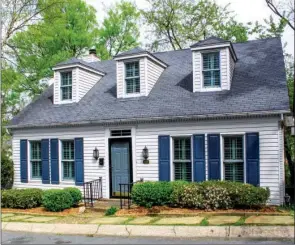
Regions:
[[87, 199, 122, 212]]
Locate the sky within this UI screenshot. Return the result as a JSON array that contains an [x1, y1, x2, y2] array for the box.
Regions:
[[86, 0, 294, 55]]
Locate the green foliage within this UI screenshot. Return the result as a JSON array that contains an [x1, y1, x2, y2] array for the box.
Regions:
[[105, 206, 118, 216], [1, 188, 43, 209], [96, 1, 140, 60], [10, 0, 98, 97], [42, 189, 73, 212], [131, 181, 173, 208], [131, 181, 269, 209], [1, 150, 14, 190], [64, 187, 82, 206]]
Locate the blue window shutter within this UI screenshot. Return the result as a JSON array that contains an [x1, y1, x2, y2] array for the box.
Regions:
[[75, 138, 84, 186], [20, 139, 28, 183], [41, 139, 50, 184], [208, 134, 221, 180], [193, 135, 205, 182], [246, 133, 260, 186], [50, 139, 59, 184], [158, 135, 170, 181]]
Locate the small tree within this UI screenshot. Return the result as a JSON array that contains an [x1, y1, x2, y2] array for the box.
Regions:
[[1, 150, 14, 189]]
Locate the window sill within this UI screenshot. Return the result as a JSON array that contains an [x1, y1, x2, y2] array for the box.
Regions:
[[59, 99, 73, 104], [123, 93, 142, 98], [200, 87, 222, 92]]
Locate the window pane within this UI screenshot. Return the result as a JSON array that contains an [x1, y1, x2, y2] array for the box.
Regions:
[[61, 72, 72, 86], [63, 161, 75, 179], [174, 138, 191, 160], [224, 136, 243, 160], [62, 141, 74, 160], [174, 162, 192, 181], [203, 52, 219, 70], [31, 161, 42, 178], [61, 86, 72, 100], [203, 70, 220, 87], [125, 62, 139, 78], [31, 141, 41, 160], [224, 162, 244, 182], [126, 78, 140, 94]]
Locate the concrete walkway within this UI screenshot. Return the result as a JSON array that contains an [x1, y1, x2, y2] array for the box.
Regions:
[[1, 222, 294, 239]]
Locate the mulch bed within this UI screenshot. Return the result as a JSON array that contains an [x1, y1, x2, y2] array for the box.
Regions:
[[116, 206, 289, 216], [2, 205, 83, 216]]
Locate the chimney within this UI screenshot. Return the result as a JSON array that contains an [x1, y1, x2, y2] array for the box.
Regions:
[[82, 48, 100, 62]]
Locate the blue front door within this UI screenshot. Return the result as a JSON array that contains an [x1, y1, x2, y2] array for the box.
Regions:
[[111, 141, 130, 196]]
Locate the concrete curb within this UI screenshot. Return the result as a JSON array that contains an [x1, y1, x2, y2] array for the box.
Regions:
[[2, 222, 294, 239]]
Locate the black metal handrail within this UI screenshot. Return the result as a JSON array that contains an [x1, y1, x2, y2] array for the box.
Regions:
[[83, 177, 103, 207], [119, 179, 143, 209]]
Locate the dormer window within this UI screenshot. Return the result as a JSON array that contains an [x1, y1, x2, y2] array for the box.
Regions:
[[125, 61, 140, 94], [202, 52, 220, 88], [61, 71, 72, 100]]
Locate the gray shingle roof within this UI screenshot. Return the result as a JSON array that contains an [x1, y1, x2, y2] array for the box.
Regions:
[[9, 37, 290, 129], [115, 47, 146, 57], [190, 36, 228, 48]]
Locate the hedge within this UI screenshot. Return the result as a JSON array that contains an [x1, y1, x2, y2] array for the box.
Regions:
[[131, 181, 270, 210], [1, 188, 43, 209], [64, 187, 82, 206], [42, 189, 73, 212]]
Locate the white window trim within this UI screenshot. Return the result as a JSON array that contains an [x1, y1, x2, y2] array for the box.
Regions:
[[220, 133, 246, 183], [28, 140, 42, 182], [170, 135, 193, 182], [123, 60, 142, 98], [59, 139, 75, 184], [60, 71, 73, 102], [200, 51, 222, 92]]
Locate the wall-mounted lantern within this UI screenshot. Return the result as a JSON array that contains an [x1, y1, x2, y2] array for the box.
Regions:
[[284, 193, 291, 206], [93, 147, 99, 160], [142, 146, 149, 164]]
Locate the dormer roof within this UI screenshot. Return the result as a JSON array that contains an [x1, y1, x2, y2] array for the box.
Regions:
[[190, 36, 238, 62], [190, 36, 228, 48], [114, 47, 168, 68], [53, 57, 106, 76]]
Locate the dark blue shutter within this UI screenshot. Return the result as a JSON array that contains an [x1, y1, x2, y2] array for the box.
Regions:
[[246, 133, 260, 186], [75, 138, 84, 186], [158, 135, 170, 181], [208, 134, 221, 180], [50, 139, 59, 184], [193, 135, 205, 182], [41, 139, 50, 184], [20, 139, 28, 183]]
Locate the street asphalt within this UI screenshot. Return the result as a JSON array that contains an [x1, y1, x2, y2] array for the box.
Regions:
[[1, 231, 294, 244]]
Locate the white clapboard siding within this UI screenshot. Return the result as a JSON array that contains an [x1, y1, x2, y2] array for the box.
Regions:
[[12, 116, 284, 204], [147, 58, 164, 94], [193, 48, 231, 92], [78, 68, 102, 100], [135, 116, 283, 205], [12, 126, 107, 197]]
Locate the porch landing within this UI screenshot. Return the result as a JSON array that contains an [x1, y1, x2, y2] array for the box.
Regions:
[[90, 199, 121, 212]]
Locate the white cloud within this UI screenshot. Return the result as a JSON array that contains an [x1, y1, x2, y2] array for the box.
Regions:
[[86, 0, 294, 55]]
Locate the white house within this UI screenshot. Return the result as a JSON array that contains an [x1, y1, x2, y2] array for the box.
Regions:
[[8, 37, 289, 205]]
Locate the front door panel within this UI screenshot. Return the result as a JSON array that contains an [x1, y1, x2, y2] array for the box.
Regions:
[[111, 141, 130, 196]]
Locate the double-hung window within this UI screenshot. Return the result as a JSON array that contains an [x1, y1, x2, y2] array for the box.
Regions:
[[173, 137, 192, 181], [62, 140, 75, 180], [30, 141, 42, 179], [202, 52, 220, 88], [223, 136, 244, 182], [125, 61, 140, 94], [60, 72, 72, 100]]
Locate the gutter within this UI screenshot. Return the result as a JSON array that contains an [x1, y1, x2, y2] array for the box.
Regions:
[[7, 109, 290, 131]]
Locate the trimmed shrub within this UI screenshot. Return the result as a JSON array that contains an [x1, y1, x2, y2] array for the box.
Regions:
[[131, 181, 173, 208], [1, 188, 43, 209], [42, 189, 73, 212], [64, 187, 82, 206], [1, 150, 14, 189], [131, 180, 270, 209], [169, 181, 190, 205], [178, 183, 204, 208]]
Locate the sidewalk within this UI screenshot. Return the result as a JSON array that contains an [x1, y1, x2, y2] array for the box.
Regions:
[[2, 222, 294, 239]]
